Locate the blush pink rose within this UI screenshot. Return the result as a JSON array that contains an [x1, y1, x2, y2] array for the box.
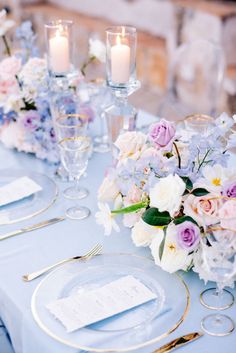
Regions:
[[0, 78, 19, 96], [149, 119, 176, 149], [184, 194, 222, 227], [0, 57, 21, 78], [219, 200, 236, 230]]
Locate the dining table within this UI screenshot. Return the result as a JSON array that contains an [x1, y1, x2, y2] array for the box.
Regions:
[[0, 110, 235, 353]]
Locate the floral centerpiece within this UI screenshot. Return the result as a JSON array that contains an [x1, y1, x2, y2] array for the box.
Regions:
[[0, 10, 106, 163], [96, 113, 236, 278]]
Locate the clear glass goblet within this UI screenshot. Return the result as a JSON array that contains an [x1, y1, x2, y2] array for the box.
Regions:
[[59, 136, 91, 220], [56, 114, 89, 199], [200, 230, 236, 336]]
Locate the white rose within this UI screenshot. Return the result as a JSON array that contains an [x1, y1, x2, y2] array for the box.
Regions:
[[89, 38, 106, 63], [131, 219, 162, 247], [0, 122, 25, 149], [150, 224, 192, 273], [150, 174, 185, 216], [115, 131, 146, 160], [98, 176, 120, 202]]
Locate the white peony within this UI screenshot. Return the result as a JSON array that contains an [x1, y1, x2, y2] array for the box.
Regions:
[[0, 9, 15, 36], [150, 224, 192, 273], [98, 176, 120, 202], [149, 174, 185, 217], [89, 38, 106, 63], [115, 131, 146, 160], [131, 219, 162, 247], [95, 203, 120, 236]]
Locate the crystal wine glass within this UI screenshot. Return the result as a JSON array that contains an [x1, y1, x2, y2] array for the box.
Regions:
[[59, 136, 91, 220], [56, 114, 89, 199], [200, 229, 236, 336]]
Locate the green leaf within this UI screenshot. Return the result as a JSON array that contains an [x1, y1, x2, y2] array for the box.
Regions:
[[142, 207, 171, 226], [111, 201, 148, 215], [181, 176, 193, 191], [159, 227, 167, 261], [192, 188, 209, 196], [174, 215, 198, 226]]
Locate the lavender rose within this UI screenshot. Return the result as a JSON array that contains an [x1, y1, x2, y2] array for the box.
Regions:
[[223, 181, 236, 198], [149, 119, 176, 149], [176, 221, 200, 251]]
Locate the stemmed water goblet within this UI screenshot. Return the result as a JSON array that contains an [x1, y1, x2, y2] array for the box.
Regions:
[[200, 229, 236, 336], [58, 135, 91, 220], [55, 114, 89, 200]]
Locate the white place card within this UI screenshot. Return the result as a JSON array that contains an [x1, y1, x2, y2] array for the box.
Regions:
[[0, 176, 42, 207], [47, 275, 157, 333]]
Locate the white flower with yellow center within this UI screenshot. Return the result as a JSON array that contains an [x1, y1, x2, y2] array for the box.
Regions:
[[150, 224, 192, 273], [196, 164, 231, 192], [95, 203, 120, 236]]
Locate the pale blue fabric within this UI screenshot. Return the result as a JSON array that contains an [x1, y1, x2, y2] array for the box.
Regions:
[[0, 111, 235, 353]]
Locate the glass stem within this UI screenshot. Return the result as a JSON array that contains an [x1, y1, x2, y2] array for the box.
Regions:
[[215, 286, 223, 324], [74, 177, 80, 193]]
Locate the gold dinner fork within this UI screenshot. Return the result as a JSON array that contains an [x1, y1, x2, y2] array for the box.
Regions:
[[22, 243, 102, 282]]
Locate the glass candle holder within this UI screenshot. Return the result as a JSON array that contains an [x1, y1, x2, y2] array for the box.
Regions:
[[106, 26, 137, 89], [45, 20, 74, 77]]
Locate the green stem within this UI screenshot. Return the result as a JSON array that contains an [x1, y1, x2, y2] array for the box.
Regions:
[[173, 141, 181, 169], [2, 35, 11, 56], [80, 56, 96, 76], [197, 149, 211, 173], [111, 200, 148, 215]]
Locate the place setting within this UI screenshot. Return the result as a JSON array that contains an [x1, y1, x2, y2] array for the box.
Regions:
[[0, 4, 236, 353]]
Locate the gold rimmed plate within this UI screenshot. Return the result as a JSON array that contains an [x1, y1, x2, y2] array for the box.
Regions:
[[0, 169, 58, 225], [31, 253, 190, 352]]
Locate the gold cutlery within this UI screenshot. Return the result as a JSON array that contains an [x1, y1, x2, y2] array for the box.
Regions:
[[151, 332, 203, 353], [22, 243, 102, 282], [0, 216, 66, 241]]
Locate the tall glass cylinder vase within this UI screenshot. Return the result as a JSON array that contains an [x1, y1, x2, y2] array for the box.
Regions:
[[106, 26, 137, 91], [105, 26, 140, 160], [45, 20, 74, 78]]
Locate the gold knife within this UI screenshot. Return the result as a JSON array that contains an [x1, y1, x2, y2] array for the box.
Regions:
[[0, 216, 66, 240], [152, 332, 203, 353]]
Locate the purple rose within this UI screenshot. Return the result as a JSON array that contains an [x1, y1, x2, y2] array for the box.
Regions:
[[22, 110, 41, 131], [176, 221, 200, 251], [223, 181, 236, 199], [149, 119, 176, 149]]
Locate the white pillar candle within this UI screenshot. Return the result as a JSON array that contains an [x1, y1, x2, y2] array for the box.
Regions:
[[111, 35, 130, 84], [49, 30, 70, 73]]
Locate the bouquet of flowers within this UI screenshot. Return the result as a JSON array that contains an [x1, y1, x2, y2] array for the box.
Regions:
[[96, 113, 236, 277], [0, 10, 106, 163]]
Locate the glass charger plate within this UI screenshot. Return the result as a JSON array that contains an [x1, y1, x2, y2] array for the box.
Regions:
[[32, 253, 190, 352], [0, 169, 58, 225]]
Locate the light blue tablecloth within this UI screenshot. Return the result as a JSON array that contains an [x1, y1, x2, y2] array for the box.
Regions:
[[0, 113, 235, 353]]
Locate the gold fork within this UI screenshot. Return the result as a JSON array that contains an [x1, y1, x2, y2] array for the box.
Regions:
[[22, 244, 102, 282]]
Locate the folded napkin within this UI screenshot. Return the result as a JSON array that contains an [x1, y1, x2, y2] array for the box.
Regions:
[[47, 275, 170, 333], [0, 176, 42, 208]]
